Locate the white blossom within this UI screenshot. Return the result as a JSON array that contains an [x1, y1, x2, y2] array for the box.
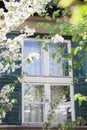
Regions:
[[0, 0, 51, 122], [24, 27, 36, 36], [51, 34, 64, 43], [26, 52, 40, 63], [0, 8, 4, 16], [0, 84, 15, 120], [1, 85, 14, 94], [11, 99, 15, 103], [2, 111, 6, 118]]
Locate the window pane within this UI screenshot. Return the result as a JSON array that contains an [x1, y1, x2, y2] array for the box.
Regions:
[[49, 43, 69, 76], [24, 84, 44, 122], [50, 58, 63, 76], [24, 84, 44, 102], [51, 85, 71, 123], [24, 103, 44, 122], [23, 40, 43, 76]]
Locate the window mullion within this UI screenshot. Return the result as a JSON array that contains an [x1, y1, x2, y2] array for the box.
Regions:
[[44, 84, 51, 121], [68, 42, 75, 120], [43, 48, 50, 76]]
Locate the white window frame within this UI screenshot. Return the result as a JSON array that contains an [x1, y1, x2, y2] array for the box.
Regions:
[[22, 39, 75, 124]]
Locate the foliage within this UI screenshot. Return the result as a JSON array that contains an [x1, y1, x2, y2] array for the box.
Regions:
[[58, 117, 86, 130], [0, 0, 51, 73], [38, 1, 87, 128], [43, 87, 70, 130], [76, 117, 86, 126], [58, 120, 76, 130], [38, 0, 87, 100], [43, 93, 63, 130], [0, 84, 15, 123], [0, 0, 51, 123], [74, 93, 87, 105], [0, 0, 87, 126], [53, 0, 87, 25]]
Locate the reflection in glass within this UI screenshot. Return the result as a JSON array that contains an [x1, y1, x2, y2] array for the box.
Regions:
[[49, 43, 69, 76], [23, 40, 43, 75], [24, 84, 44, 122], [24, 103, 44, 122], [23, 84, 71, 123], [51, 85, 71, 123]]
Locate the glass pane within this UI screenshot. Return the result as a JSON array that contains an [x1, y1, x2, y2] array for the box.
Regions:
[[24, 84, 44, 102], [24, 84, 44, 122], [23, 40, 43, 76], [51, 85, 71, 123], [49, 43, 69, 76], [24, 103, 44, 122], [50, 58, 63, 76]]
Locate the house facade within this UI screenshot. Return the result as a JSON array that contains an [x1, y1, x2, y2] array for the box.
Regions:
[[0, 15, 87, 129]]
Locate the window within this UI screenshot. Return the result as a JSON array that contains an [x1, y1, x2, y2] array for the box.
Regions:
[[22, 39, 75, 124]]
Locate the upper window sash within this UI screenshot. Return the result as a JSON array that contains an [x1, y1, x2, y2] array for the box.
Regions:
[[22, 39, 72, 77]]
